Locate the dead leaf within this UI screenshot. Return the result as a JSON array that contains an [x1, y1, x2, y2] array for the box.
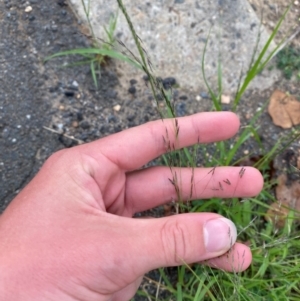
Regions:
[[265, 200, 291, 228], [265, 174, 300, 227], [268, 90, 300, 129]]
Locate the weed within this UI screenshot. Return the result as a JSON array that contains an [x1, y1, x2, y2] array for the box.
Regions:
[[45, 0, 142, 88], [276, 45, 300, 80]]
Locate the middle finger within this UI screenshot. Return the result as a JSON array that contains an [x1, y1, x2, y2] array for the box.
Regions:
[[125, 166, 263, 214]]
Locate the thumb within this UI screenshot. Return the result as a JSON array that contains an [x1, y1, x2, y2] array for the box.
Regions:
[[130, 213, 237, 273]]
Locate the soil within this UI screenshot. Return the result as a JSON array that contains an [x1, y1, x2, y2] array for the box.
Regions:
[[0, 0, 299, 300], [249, 0, 300, 46]]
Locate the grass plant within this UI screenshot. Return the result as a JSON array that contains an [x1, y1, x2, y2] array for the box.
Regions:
[[44, 0, 142, 88], [276, 45, 300, 80], [113, 1, 300, 300]]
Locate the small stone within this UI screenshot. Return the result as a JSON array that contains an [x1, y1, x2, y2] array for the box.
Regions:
[[80, 120, 90, 129], [221, 94, 231, 104], [243, 150, 249, 155], [294, 1, 299, 5], [245, 113, 251, 119], [71, 80, 79, 88], [57, 123, 64, 131], [162, 77, 176, 89], [127, 114, 136, 122], [64, 90, 75, 97], [129, 79, 137, 85], [200, 92, 209, 99], [108, 115, 118, 123], [196, 95, 201, 101], [57, 0, 67, 6], [72, 121, 79, 128], [176, 102, 186, 117], [59, 105, 65, 111], [25, 6, 32, 13], [11, 138, 17, 143], [26, 114, 31, 119], [128, 86, 136, 95], [113, 104, 121, 112]]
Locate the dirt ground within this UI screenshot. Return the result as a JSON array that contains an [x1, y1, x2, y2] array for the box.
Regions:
[[0, 0, 299, 299], [249, 0, 300, 46]]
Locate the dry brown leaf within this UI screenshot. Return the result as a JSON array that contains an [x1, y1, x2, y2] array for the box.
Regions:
[[265, 200, 291, 228], [265, 174, 300, 227], [268, 90, 300, 129]]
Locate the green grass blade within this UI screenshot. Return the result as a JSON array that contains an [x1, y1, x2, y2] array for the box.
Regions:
[[201, 27, 221, 111], [90, 60, 98, 89], [233, 6, 290, 110]]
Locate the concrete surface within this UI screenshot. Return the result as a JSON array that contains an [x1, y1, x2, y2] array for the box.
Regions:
[[68, 0, 281, 94]]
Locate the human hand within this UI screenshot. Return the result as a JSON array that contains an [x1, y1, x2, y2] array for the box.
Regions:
[[0, 112, 263, 301]]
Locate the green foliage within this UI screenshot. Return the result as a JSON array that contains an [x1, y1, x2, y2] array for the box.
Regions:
[[45, 1, 141, 89], [276, 46, 300, 80]]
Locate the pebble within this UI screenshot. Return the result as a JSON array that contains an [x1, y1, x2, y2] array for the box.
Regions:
[[176, 102, 186, 117], [221, 95, 230, 104], [127, 114, 136, 122], [128, 86, 136, 95], [64, 90, 75, 97], [162, 77, 176, 89], [72, 121, 79, 128], [243, 150, 249, 155], [80, 120, 90, 129], [25, 6, 32, 13], [107, 115, 118, 123], [200, 92, 209, 99], [57, 123, 64, 131], [245, 113, 251, 119], [59, 105, 65, 111], [130, 79, 137, 85], [71, 80, 79, 88], [294, 1, 299, 5], [113, 104, 121, 112], [196, 95, 201, 101]]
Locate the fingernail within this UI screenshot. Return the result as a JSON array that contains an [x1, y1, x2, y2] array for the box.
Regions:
[[204, 218, 237, 253]]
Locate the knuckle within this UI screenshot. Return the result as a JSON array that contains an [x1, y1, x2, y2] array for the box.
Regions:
[[160, 218, 188, 266], [45, 148, 70, 166]]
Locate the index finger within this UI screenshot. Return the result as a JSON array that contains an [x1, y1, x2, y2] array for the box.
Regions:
[[81, 112, 240, 171]]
